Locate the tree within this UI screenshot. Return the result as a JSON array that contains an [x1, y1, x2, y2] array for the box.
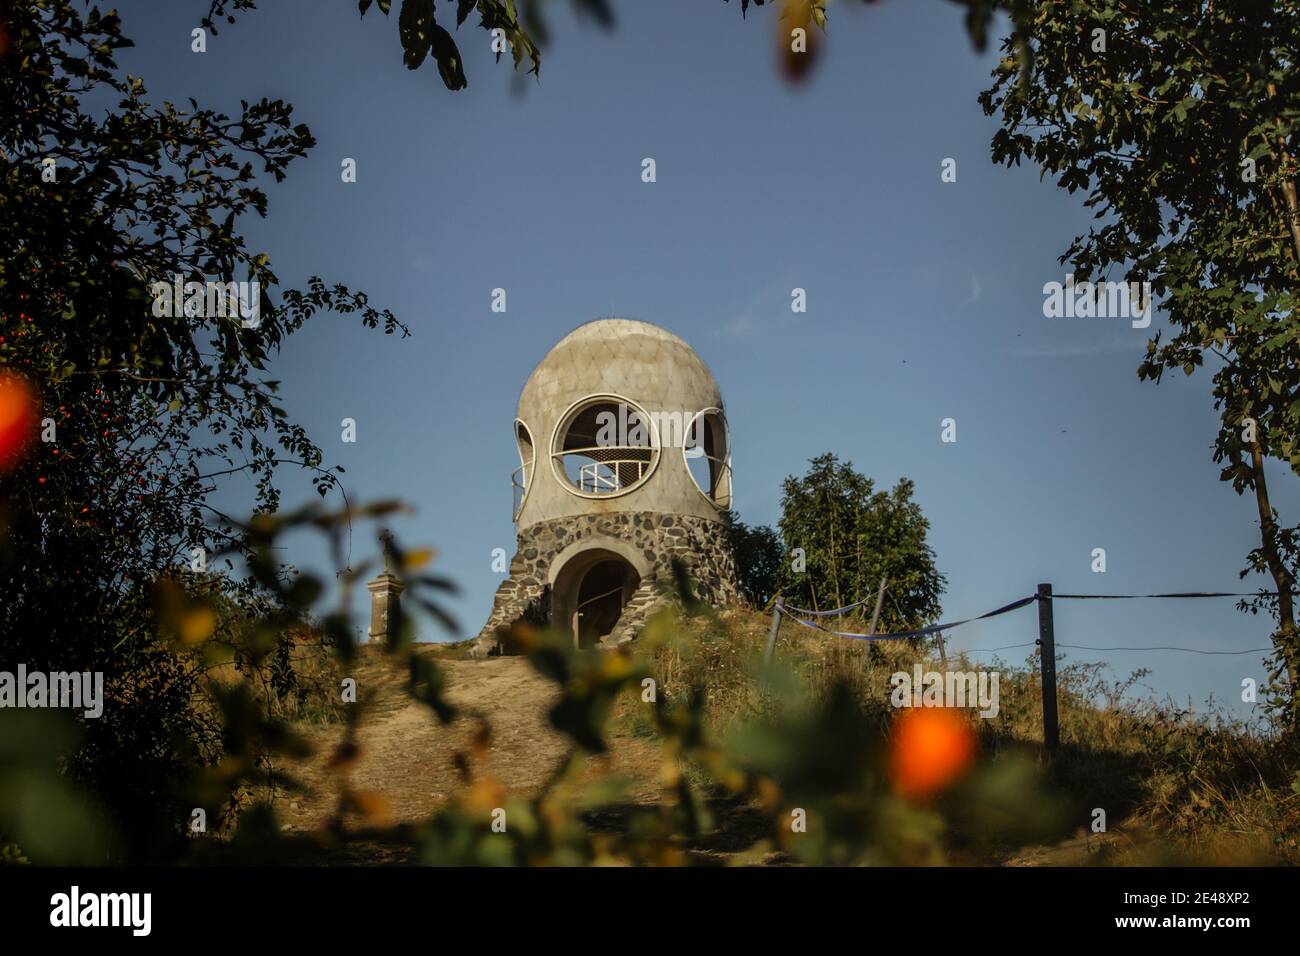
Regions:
[[203, 0, 611, 92], [723, 510, 783, 609], [778, 454, 945, 633], [979, 1, 1300, 728], [0, 0, 415, 859], [200, 1, 1025, 95]]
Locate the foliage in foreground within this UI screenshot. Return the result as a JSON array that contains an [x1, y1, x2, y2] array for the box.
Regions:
[[6, 522, 1297, 865], [657, 608, 1300, 864]]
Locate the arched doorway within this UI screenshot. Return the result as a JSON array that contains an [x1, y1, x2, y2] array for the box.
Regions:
[[550, 547, 642, 649], [575, 559, 634, 648]]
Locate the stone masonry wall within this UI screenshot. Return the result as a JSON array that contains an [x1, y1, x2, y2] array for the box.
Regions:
[[471, 511, 742, 656]]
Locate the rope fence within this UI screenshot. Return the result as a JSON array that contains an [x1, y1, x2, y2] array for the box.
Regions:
[[762, 584, 1290, 751], [778, 589, 1287, 648], [786, 594, 1037, 642]]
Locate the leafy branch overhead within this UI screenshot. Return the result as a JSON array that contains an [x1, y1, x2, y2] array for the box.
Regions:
[[0, 0, 415, 859], [979, 0, 1300, 726], [202, 0, 545, 91], [206, 0, 1028, 94]]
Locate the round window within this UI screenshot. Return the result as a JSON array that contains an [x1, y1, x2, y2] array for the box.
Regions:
[[513, 418, 535, 520], [684, 407, 731, 509], [550, 395, 660, 498]]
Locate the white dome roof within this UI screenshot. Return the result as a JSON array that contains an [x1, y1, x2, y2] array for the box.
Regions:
[[512, 319, 729, 529], [518, 318, 722, 422]]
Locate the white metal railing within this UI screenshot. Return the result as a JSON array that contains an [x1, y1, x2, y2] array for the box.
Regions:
[[513, 417, 535, 521], [577, 458, 648, 493], [512, 464, 528, 519], [553, 445, 654, 496], [686, 450, 733, 509]]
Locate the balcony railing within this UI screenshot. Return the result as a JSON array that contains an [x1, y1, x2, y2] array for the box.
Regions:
[[686, 448, 733, 509], [553, 445, 655, 496], [512, 461, 533, 520], [578, 458, 648, 493]]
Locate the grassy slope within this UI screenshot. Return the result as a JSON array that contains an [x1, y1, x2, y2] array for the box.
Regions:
[[270, 608, 1299, 864], [642, 606, 1300, 864]]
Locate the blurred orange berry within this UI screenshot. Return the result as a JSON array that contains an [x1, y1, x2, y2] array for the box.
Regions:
[[889, 707, 976, 800], [776, 0, 821, 85], [0, 372, 39, 470]]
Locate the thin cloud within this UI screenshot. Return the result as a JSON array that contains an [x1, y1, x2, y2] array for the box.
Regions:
[[714, 315, 756, 338], [1012, 338, 1143, 358]]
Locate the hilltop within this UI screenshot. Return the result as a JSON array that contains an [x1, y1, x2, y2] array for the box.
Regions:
[[264, 607, 1300, 865]]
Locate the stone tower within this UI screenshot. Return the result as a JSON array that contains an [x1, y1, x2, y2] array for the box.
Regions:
[[471, 318, 742, 656]]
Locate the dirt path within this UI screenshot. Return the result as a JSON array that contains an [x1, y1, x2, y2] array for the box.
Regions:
[[277, 649, 662, 836], [272, 647, 1116, 866]]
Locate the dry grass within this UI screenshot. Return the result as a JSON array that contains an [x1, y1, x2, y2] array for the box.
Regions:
[[203, 631, 348, 727], [638, 606, 1300, 864], [271, 606, 1300, 864]]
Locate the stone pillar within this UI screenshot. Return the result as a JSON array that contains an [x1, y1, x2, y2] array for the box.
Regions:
[[367, 571, 405, 644]]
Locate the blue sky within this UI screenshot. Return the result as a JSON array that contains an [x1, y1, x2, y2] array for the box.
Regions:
[[114, 0, 1298, 719]]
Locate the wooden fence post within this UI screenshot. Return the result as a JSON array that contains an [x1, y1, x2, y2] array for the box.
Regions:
[[863, 577, 887, 669], [867, 577, 887, 636], [1036, 582, 1060, 752], [763, 596, 785, 669]]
